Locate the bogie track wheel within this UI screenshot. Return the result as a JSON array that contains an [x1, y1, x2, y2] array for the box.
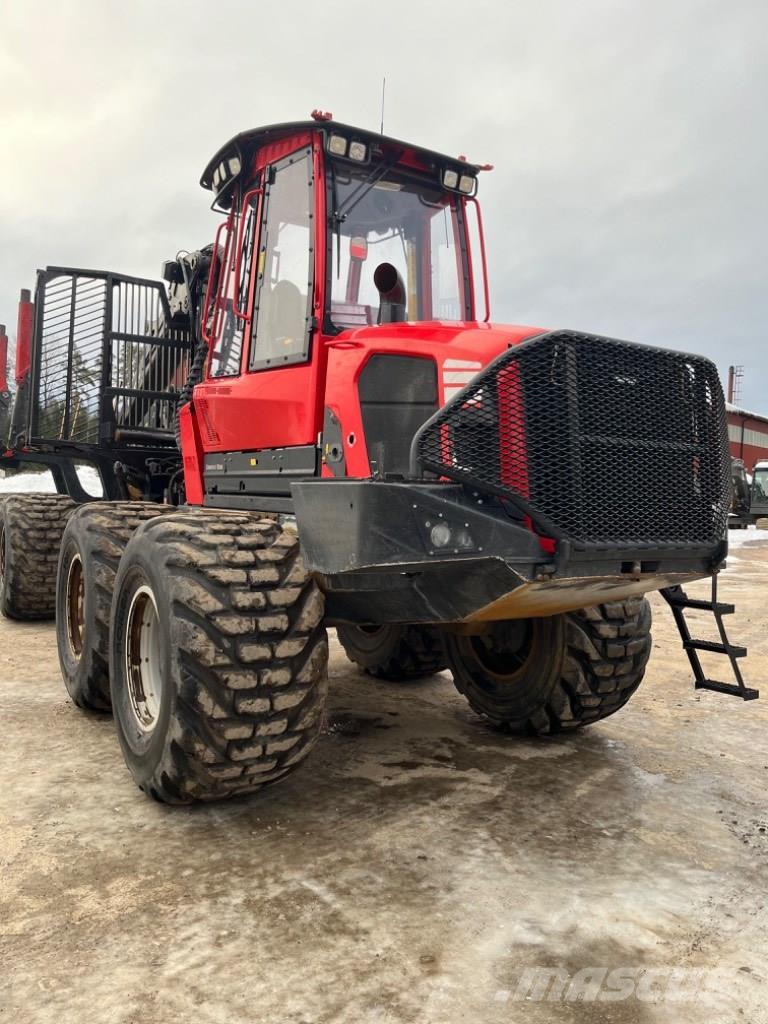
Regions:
[[336, 623, 446, 681], [56, 502, 176, 712], [445, 598, 652, 734], [109, 511, 328, 803], [0, 493, 76, 620]]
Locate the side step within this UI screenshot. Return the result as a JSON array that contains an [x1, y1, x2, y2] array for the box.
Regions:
[[665, 595, 734, 614], [683, 638, 747, 658], [660, 578, 759, 701]]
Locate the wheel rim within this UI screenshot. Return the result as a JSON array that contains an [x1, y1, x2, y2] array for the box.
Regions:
[[125, 585, 164, 733], [459, 619, 537, 684], [65, 554, 85, 658]]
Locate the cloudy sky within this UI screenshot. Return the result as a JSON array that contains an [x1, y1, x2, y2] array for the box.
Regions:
[[1, 0, 766, 407]]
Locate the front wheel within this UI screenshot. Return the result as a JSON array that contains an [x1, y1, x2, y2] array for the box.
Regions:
[[444, 597, 652, 734], [109, 511, 328, 804]]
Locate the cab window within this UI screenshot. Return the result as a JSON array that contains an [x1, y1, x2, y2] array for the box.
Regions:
[[250, 150, 313, 369], [328, 163, 469, 329]]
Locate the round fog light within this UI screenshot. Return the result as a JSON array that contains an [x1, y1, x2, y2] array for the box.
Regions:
[[430, 523, 452, 548]]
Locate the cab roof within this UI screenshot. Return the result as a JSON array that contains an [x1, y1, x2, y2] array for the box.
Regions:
[[200, 118, 484, 206]]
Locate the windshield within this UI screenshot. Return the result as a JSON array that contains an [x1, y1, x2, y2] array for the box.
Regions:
[[753, 468, 768, 500], [328, 162, 469, 330]]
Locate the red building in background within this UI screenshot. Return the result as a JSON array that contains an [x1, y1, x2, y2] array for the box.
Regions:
[[727, 403, 768, 471]]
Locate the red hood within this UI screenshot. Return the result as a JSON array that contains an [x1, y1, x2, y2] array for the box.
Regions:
[[333, 320, 544, 362], [329, 320, 546, 402]]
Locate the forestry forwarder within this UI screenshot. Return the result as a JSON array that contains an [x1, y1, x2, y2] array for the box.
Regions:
[[0, 112, 757, 804]]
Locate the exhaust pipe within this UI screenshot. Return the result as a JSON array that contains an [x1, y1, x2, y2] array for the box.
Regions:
[[374, 262, 407, 324]]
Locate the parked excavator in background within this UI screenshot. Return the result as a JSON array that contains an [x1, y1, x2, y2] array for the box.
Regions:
[[730, 457, 768, 528]]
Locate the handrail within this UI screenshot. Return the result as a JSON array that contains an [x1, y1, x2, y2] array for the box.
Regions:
[[468, 197, 490, 323], [232, 187, 264, 321], [200, 216, 232, 345]]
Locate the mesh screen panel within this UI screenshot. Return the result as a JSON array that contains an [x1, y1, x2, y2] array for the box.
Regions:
[[110, 277, 192, 434], [35, 274, 107, 444], [414, 331, 730, 548], [32, 269, 192, 445]]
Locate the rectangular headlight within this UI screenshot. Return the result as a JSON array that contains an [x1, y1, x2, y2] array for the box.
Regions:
[[349, 140, 367, 162], [328, 134, 348, 156], [458, 174, 475, 194], [443, 169, 459, 190], [213, 161, 226, 188]]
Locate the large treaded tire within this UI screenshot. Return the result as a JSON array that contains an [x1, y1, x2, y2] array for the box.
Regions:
[[109, 510, 328, 804], [336, 623, 447, 681], [445, 597, 652, 734], [0, 493, 76, 620], [56, 502, 175, 712]]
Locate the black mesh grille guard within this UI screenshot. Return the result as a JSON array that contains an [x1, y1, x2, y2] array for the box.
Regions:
[[411, 330, 731, 550]]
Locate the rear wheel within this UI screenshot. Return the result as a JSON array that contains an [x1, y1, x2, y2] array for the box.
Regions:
[[444, 597, 652, 734], [0, 493, 76, 619], [336, 623, 446, 681], [109, 511, 328, 803], [56, 502, 175, 712]]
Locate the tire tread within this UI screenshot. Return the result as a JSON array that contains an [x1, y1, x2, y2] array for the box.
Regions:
[[57, 501, 175, 711], [1, 493, 76, 619], [112, 511, 328, 803]]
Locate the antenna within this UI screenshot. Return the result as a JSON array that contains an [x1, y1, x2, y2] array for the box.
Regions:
[[380, 76, 386, 135]]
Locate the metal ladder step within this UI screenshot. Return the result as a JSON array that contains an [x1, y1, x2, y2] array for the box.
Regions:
[[696, 679, 760, 700], [665, 597, 735, 614], [660, 579, 758, 701], [683, 638, 747, 658]]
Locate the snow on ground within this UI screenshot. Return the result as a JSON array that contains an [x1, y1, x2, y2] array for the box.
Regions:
[[0, 469, 56, 493], [727, 524, 768, 548], [0, 466, 103, 497]]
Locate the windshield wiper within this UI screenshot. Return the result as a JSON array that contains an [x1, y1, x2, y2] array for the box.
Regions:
[[331, 151, 404, 281], [332, 150, 404, 224]]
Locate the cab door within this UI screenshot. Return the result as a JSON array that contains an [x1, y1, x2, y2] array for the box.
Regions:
[[195, 144, 324, 461]]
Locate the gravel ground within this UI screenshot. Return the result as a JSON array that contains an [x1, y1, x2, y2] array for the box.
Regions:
[[1, 526, 767, 1024]]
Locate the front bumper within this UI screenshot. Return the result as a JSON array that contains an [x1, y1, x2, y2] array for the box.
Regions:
[[292, 479, 727, 625]]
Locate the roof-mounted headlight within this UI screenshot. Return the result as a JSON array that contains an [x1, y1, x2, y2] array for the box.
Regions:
[[442, 167, 477, 195], [328, 134, 348, 156], [212, 155, 242, 196], [326, 133, 369, 164], [349, 140, 367, 162]]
